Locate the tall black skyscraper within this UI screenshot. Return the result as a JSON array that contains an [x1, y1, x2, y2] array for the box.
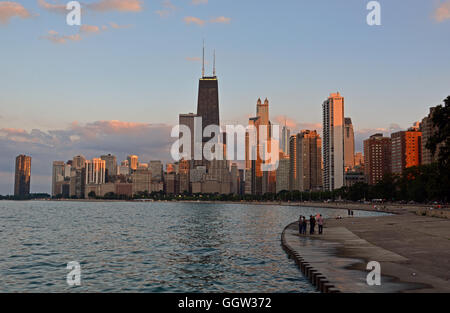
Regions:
[[197, 47, 219, 143]]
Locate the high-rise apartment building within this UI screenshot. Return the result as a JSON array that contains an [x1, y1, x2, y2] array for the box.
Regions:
[[179, 113, 198, 162], [276, 153, 290, 193], [421, 107, 442, 165], [364, 134, 391, 185], [85, 158, 106, 185], [70, 155, 86, 198], [230, 163, 239, 195], [127, 155, 139, 174], [101, 154, 117, 181], [289, 130, 323, 192], [391, 129, 422, 174], [344, 117, 355, 171], [52, 161, 66, 196], [289, 135, 298, 191], [14, 155, 31, 196], [280, 124, 291, 155], [149, 161, 163, 182], [132, 167, 152, 195], [245, 98, 274, 195], [72, 155, 86, 170], [322, 92, 345, 191]]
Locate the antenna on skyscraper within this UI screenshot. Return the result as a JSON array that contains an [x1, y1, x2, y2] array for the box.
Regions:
[[202, 40, 205, 78], [213, 49, 216, 77]]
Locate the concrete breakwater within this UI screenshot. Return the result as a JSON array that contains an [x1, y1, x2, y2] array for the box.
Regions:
[[281, 222, 340, 293], [281, 213, 450, 293]]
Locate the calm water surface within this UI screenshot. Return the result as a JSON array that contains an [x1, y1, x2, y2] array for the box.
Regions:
[[0, 201, 385, 292]]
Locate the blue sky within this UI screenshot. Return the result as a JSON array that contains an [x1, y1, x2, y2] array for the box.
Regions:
[[0, 0, 450, 194]]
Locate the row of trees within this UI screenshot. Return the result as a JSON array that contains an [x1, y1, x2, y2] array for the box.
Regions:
[[0, 193, 51, 201]]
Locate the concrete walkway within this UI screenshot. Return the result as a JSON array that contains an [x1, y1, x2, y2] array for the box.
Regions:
[[282, 213, 450, 293]]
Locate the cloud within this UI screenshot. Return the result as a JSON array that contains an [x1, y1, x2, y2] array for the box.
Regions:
[[435, 1, 450, 22], [0, 120, 175, 194], [155, 0, 176, 18], [210, 16, 231, 24], [184, 16, 206, 26], [80, 24, 101, 33], [109, 22, 132, 29], [185, 56, 202, 63], [37, 0, 67, 14], [191, 0, 208, 5], [42, 21, 131, 44], [0, 1, 31, 25], [87, 0, 143, 12], [184, 16, 231, 26], [41, 30, 82, 44]]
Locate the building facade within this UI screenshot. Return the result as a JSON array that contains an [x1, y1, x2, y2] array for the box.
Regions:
[[344, 117, 355, 171], [14, 155, 31, 196], [322, 92, 345, 191], [364, 134, 391, 185], [289, 130, 323, 192], [391, 129, 422, 174]]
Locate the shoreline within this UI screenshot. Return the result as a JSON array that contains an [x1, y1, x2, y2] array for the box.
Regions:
[[282, 213, 450, 293], [4, 198, 439, 215]]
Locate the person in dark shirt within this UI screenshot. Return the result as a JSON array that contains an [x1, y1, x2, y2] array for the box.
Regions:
[[298, 215, 303, 234], [309, 215, 316, 235]]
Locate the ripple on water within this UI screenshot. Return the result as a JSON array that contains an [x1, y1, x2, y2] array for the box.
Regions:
[[0, 201, 388, 292]]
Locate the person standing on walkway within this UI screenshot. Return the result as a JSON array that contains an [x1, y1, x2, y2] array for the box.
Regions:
[[302, 216, 307, 234], [317, 214, 324, 235], [298, 215, 303, 234], [309, 215, 316, 235]]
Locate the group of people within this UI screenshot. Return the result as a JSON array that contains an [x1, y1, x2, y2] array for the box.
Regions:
[[298, 214, 324, 235]]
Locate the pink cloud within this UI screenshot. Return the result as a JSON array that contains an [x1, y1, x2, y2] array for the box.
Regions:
[[41, 30, 82, 44], [80, 24, 101, 33], [210, 16, 231, 24], [0, 1, 31, 25], [87, 0, 143, 12], [37, 0, 67, 14], [435, 1, 450, 22], [184, 16, 206, 26], [109, 22, 132, 29]]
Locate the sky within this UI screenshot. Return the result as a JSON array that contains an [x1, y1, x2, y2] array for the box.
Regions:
[[0, 0, 450, 194]]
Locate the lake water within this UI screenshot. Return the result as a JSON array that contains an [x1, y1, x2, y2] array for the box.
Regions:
[[0, 201, 385, 292]]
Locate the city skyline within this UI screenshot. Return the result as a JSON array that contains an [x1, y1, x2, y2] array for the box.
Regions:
[[1, 0, 450, 194]]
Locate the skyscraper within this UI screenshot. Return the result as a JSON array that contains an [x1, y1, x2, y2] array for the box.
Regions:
[[245, 98, 274, 195], [197, 46, 219, 144], [14, 155, 31, 197], [276, 153, 290, 193], [179, 113, 198, 161], [70, 155, 86, 198], [364, 134, 391, 185], [280, 124, 291, 155], [344, 117, 355, 171], [127, 155, 139, 174], [289, 131, 323, 191], [421, 107, 442, 165], [85, 158, 106, 185], [101, 154, 117, 181], [391, 128, 422, 174], [322, 92, 345, 191], [52, 161, 66, 196]]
